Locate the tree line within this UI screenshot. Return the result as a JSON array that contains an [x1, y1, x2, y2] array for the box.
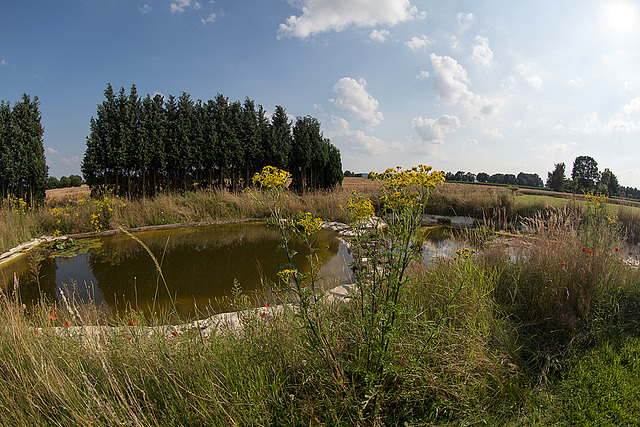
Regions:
[[82, 84, 343, 198], [546, 155, 640, 200], [444, 170, 544, 187], [46, 175, 83, 190], [0, 94, 48, 204]]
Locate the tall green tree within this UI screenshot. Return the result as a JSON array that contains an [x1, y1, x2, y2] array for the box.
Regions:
[[598, 168, 619, 196], [571, 155, 599, 193], [546, 162, 566, 192], [266, 105, 292, 170], [4, 95, 48, 204]]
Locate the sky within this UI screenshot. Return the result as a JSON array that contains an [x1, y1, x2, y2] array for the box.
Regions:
[[2, 1, 640, 188]]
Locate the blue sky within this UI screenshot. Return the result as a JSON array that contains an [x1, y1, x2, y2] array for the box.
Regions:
[[2, 1, 640, 188]]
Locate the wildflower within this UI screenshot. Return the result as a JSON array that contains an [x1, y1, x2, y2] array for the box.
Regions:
[[582, 247, 586, 251], [260, 312, 267, 319], [560, 262, 566, 266], [615, 247, 619, 251], [49, 312, 58, 320], [171, 331, 178, 336], [64, 319, 70, 328], [127, 321, 137, 326], [33, 329, 39, 336], [251, 166, 291, 189], [296, 211, 322, 236], [588, 250, 594, 254]]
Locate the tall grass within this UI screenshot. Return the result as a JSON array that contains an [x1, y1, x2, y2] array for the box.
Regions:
[[0, 182, 639, 424]]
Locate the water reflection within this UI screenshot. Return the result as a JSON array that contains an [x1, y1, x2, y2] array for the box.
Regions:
[[1, 222, 353, 318], [0, 223, 467, 319]]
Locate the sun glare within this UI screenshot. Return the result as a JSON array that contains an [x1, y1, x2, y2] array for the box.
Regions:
[[602, 1, 639, 38]]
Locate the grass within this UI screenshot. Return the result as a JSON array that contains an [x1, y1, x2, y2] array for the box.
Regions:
[[0, 179, 639, 425]]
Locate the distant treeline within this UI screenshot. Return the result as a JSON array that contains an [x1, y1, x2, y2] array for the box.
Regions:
[[443, 171, 544, 187], [82, 84, 343, 198], [46, 175, 83, 190], [0, 94, 48, 204]]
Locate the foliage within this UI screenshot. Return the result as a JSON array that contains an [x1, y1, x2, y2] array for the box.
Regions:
[[0, 94, 48, 205], [546, 162, 567, 191], [82, 84, 342, 198], [572, 155, 600, 193]]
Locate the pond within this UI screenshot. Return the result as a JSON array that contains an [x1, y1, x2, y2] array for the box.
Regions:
[[0, 222, 466, 319]]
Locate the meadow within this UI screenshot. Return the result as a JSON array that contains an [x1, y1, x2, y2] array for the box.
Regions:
[[0, 176, 639, 425]]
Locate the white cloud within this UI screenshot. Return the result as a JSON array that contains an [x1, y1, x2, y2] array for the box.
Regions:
[[430, 53, 474, 106], [457, 12, 474, 31], [429, 53, 495, 119], [45, 148, 80, 168], [568, 77, 584, 88], [194, 1, 201, 10], [201, 12, 216, 25], [278, 0, 423, 38], [140, 4, 152, 14], [45, 147, 60, 156], [465, 139, 478, 146], [171, 0, 191, 13], [482, 128, 504, 139], [326, 116, 399, 156], [622, 97, 640, 114], [331, 77, 383, 126], [0, 59, 6, 66], [449, 36, 459, 49], [516, 63, 543, 90], [416, 70, 430, 80], [369, 29, 390, 42], [404, 35, 432, 51], [471, 35, 493, 67], [412, 114, 461, 144]]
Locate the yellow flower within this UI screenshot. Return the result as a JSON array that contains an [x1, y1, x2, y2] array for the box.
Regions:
[[345, 193, 375, 223], [296, 212, 322, 236], [252, 166, 291, 190]]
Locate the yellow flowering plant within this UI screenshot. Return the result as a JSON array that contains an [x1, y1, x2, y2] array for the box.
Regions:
[[341, 164, 444, 411]]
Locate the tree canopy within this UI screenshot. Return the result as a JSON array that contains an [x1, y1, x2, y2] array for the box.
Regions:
[[0, 94, 48, 204], [82, 84, 343, 197], [571, 155, 599, 193]]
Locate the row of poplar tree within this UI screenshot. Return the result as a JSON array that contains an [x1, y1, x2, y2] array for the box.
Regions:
[[0, 94, 48, 204], [82, 84, 343, 197]]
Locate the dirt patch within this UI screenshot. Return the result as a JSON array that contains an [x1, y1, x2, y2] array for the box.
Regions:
[[46, 185, 91, 203]]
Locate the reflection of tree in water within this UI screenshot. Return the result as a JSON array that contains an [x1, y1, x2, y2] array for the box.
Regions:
[[1, 254, 58, 304], [89, 223, 340, 316]]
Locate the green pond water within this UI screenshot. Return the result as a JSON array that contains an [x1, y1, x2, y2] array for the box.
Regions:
[[1, 222, 353, 318], [0, 223, 464, 319]]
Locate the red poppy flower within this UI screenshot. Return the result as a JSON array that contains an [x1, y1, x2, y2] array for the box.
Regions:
[[127, 321, 137, 326], [561, 262, 566, 266], [588, 250, 594, 254], [261, 312, 267, 319], [49, 312, 57, 320], [171, 331, 177, 336], [33, 329, 39, 336], [64, 319, 70, 328], [582, 247, 586, 251], [615, 247, 619, 251]]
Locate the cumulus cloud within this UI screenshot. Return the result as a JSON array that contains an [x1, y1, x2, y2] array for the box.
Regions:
[[471, 35, 493, 67], [331, 77, 383, 126], [416, 70, 430, 80], [45, 147, 60, 156], [482, 128, 504, 139], [457, 12, 474, 31], [45, 147, 80, 168], [412, 114, 461, 144], [325, 116, 399, 156], [404, 35, 432, 51], [429, 53, 495, 119], [537, 142, 577, 155], [201, 12, 216, 25], [140, 3, 152, 14], [430, 53, 474, 106], [278, 0, 423, 38], [369, 29, 390, 42], [622, 97, 640, 114], [516, 63, 543, 90], [171, 0, 191, 13]]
